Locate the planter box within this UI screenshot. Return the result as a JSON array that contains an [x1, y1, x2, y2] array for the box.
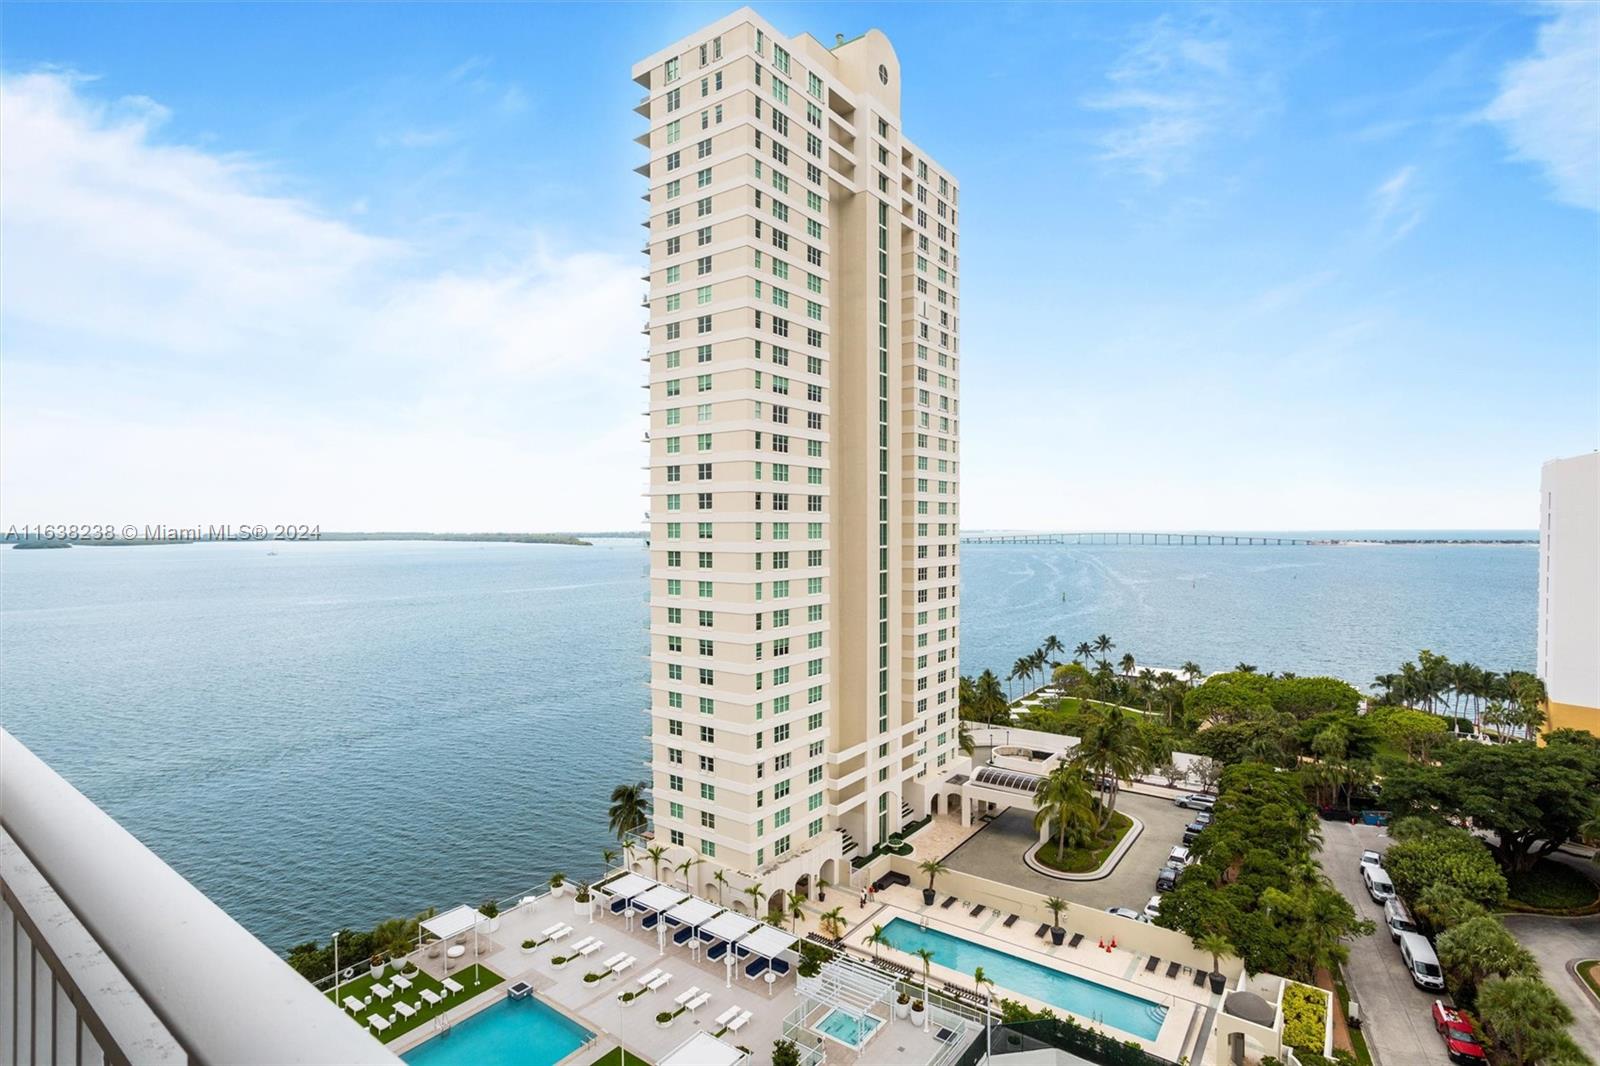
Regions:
[[894, 1002, 910, 1020], [574, 899, 594, 918], [521, 945, 537, 955]]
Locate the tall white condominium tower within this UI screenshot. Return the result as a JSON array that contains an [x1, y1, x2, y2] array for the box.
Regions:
[[633, 9, 968, 906], [1538, 451, 1599, 737]]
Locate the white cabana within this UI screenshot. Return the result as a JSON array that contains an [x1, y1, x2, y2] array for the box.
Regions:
[[420, 905, 481, 942], [659, 1031, 747, 1066], [631, 885, 691, 915], [734, 923, 796, 959], [599, 873, 656, 901], [664, 896, 721, 929], [697, 912, 760, 946]]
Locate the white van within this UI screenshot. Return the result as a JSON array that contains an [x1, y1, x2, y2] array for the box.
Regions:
[[1363, 864, 1395, 903], [1383, 898, 1418, 941], [1399, 932, 1444, 990]]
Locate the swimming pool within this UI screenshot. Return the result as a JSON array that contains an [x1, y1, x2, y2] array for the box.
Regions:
[[401, 997, 592, 1066], [815, 1007, 882, 1049], [879, 918, 1167, 1041]]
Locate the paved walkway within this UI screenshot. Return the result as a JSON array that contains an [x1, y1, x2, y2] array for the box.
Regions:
[[1500, 854, 1600, 1055]]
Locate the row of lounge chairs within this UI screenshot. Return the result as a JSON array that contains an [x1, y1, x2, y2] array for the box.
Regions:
[[714, 1005, 753, 1034], [1141, 954, 1205, 985], [1032, 924, 1085, 949], [353, 976, 465, 1034], [619, 967, 673, 1001]]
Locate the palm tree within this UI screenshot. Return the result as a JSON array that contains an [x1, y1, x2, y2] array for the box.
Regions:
[[1008, 657, 1029, 700], [788, 895, 807, 933], [712, 869, 729, 906], [601, 847, 618, 871], [1044, 897, 1068, 937], [1073, 706, 1144, 826], [1181, 661, 1202, 685], [646, 845, 668, 881], [917, 858, 948, 903], [975, 670, 1007, 723], [1042, 635, 1065, 667], [958, 719, 975, 757], [1093, 634, 1115, 663], [608, 781, 650, 840], [742, 882, 764, 916], [1073, 641, 1093, 664], [1477, 975, 1573, 1066], [1235, 662, 1257, 674], [1032, 765, 1096, 858], [675, 856, 698, 890], [866, 923, 890, 960], [914, 947, 936, 1019], [1196, 931, 1233, 979], [819, 906, 847, 939], [1119, 652, 1136, 676]]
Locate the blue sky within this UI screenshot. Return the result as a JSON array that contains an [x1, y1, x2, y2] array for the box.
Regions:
[[1, 2, 1595, 531]]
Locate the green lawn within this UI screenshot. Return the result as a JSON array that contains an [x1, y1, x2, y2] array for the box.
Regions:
[[1579, 960, 1600, 1001], [1505, 860, 1600, 912], [1035, 812, 1134, 873], [325, 963, 502, 1043], [589, 1049, 654, 1066], [1334, 977, 1374, 1066]]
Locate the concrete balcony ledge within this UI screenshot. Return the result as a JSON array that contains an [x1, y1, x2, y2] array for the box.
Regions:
[[0, 728, 399, 1065]]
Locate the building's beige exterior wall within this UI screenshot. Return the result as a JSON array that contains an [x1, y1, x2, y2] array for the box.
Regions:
[[1539, 452, 1599, 737], [632, 8, 967, 905]]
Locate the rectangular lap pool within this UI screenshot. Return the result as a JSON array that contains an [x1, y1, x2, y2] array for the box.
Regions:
[[401, 997, 591, 1066], [879, 918, 1168, 1041]]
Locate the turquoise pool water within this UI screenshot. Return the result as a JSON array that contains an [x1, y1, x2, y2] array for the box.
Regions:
[[880, 918, 1167, 1040], [401, 997, 591, 1066], [816, 1007, 882, 1048]]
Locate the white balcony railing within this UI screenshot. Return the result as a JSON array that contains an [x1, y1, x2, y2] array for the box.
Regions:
[[0, 728, 399, 1065]]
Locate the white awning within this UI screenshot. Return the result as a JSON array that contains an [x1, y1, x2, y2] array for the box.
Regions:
[[632, 885, 690, 913], [664, 897, 721, 928], [660, 1031, 746, 1066], [734, 923, 797, 958], [599, 873, 656, 900], [419, 905, 480, 941], [698, 912, 761, 944]]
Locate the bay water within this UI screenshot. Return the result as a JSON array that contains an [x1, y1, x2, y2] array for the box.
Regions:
[[0, 535, 1534, 950]]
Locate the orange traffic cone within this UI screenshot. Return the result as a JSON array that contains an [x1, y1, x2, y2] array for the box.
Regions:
[[1110, 936, 1118, 949], [1097, 938, 1104, 949]]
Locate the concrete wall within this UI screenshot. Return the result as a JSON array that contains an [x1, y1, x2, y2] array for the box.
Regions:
[[1539, 451, 1599, 734]]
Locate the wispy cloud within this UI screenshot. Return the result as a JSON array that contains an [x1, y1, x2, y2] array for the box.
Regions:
[[1083, 11, 1271, 184], [1370, 164, 1426, 241], [1485, 2, 1599, 212], [0, 71, 644, 529], [379, 127, 457, 149]]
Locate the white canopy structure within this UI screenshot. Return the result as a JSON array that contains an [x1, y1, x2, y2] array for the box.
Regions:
[[631, 885, 690, 914], [419, 905, 481, 942], [734, 923, 796, 959], [599, 873, 656, 901], [697, 912, 760, 945], [663, 897, 721, 929], [659, 1031, 747, 1066]]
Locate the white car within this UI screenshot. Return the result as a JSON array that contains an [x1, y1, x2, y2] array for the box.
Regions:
[[1106, 906, 1144, 922], [1143, 895, 1163, 921], [1359, 849, 1383, 874], [1168, 845, 1192, 866]]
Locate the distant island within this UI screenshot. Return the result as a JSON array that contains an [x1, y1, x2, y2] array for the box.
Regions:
[[5, 530, 653, 549]]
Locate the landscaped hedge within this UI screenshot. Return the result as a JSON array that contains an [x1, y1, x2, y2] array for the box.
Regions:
[[1282, 982, 1327, 1053]]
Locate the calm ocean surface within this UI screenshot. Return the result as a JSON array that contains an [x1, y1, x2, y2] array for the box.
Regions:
[[0, 535, 1534, 950]]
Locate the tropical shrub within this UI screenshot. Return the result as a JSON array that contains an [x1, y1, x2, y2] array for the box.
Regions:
[[1281, 983, 1327, 1053], [1383, 826, 1507, 909]]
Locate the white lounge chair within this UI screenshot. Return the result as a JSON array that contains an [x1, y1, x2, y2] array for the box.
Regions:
[[578, 940, 603, 957], [419, 989, 442, 1006], [674, 986, 701, 1007], [367, 1015, 391, 1033], [442, 978, 464, 995], [635, 968, 663, 987], [602, 952, 628, 969], [394, 1002, 416, 1019], [550, 925, 573, 942], [646, 973, 671, 992], [371, 984, 393, 1001], [714, 1005, 741, 1027], [540, 923, 565, 938], [391, 974, 412, 990], [727, 1010, 752, 1033], [569, 936, 595, 954], [686, 992, 711, 1012], [613, 956, 636, 976]]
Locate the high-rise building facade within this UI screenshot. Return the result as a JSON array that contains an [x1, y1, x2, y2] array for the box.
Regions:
[[633, 8, 967, 905], [1538, 451, 1599, 736]]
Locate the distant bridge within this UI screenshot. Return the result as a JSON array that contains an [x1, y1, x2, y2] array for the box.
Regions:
[[960, 532, 1314, 546]]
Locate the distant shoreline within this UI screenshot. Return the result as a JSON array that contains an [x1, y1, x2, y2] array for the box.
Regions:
[[6, 531, 649, 549]]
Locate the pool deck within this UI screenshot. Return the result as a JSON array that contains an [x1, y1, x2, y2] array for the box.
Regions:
[[843, 891, 1214, 1063], [383, 891, 969, 1065]]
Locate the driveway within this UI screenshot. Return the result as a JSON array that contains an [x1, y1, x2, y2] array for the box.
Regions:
[[941, 789, 1196, 914], [1318, 819, 1449, 1066], [1500, 854, 1600, 1053]]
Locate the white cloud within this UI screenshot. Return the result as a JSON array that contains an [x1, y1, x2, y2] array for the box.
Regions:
[[1485, 2, 1600, 212], [1370, 164, 1425, 241], [0, 71, 646, 530]]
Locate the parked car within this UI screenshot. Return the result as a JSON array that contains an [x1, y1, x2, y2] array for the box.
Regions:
[[1167, 845, 1192, 866], [1156, 864, 1181, 892], [1193, 810, 1213, 825], [1174, 794, 1215, 811], [1431, 1001, 1487, 1063], [1363, 864, 1395, 903], [1384, 898, 1419, 941], [1095, 775, 1116, 791], [1400, 932, 1445, 991], [1359, 849, 1384, 874], [1182, 820, 1208, 845], [1143, 895, 1163, 921], [1106, 906, 1144, 922]]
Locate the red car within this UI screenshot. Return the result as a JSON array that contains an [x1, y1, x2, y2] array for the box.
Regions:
[[1431, 1001, 1486, 1063]]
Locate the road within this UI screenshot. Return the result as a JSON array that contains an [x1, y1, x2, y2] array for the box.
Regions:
[[1500, 853, 1600, 1053], [1318, 819, 1450, 1066]]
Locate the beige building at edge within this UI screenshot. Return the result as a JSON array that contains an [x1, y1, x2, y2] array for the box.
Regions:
[[1539, 451, 1600, 736], [632, 9, 970, 906]]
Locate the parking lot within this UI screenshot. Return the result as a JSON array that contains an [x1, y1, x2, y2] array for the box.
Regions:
[[1318, 819, 1451, 1066], [942, 788, 1200, 915]]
